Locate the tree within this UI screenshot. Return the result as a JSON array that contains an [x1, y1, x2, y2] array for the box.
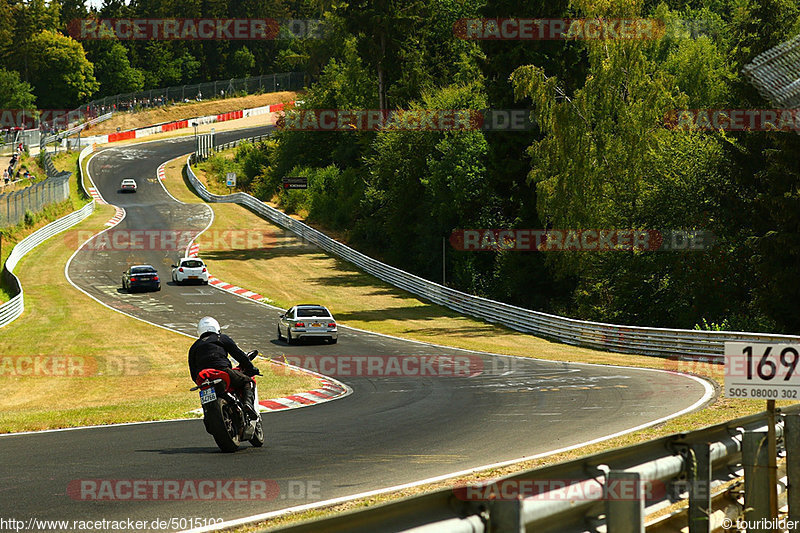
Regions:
[[137, 41, 182, 88], [0, 68, 36, 110], [357, 83, 500, 281], [507, 0, 750, 327], [59, 0, 88, 33], [267, 36, 378, 186], [25, 30, 98, 109], [86, 40, 145, 96], [337, 0, 428, 110], [231, 47, 256, 78]]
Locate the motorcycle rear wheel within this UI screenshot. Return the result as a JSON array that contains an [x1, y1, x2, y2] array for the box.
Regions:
[[250, 416, 264, 447], [206, 398, 240, 452]]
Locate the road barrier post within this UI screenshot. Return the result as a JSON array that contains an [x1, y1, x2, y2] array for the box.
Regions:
[[606, 471, 644, 533], [486, 499, 522, 532], [743, 430, 772, 532], [786, 414, 800, 523], [688, 442, 712, 533]]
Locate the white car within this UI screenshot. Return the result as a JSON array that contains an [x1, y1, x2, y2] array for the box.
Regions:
[[171, 257, 209, 285], [278, 304, 338, 344], [120, 179, 137, 192]]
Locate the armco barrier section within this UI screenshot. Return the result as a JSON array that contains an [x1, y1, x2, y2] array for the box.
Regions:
[[40, 112, 113, 147], [80, 101, 291, 146], [0, 146, 95, 328], [268, 405, 800, 533], [185, 153, 800, 358], [197, 134, 271, 159]]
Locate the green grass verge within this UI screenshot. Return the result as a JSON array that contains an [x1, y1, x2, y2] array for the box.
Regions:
[[160, 152, 797, 532], [0, 150, 318, 433], [1, 151, 86, 302]]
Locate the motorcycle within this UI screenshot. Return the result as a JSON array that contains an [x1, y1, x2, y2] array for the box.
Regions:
[[190, 350, 264, 452]]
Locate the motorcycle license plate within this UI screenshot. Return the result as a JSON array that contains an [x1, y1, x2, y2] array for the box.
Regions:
[[199, 387, 217, 404]]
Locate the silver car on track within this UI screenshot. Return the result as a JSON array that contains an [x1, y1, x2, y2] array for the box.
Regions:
[[277, 304, 338, 344]]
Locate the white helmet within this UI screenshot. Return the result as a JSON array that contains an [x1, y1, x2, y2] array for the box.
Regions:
[[197, 316, 220, 337]]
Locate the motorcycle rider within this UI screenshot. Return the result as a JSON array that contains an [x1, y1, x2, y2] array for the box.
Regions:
[[189, 316, 260, 420]]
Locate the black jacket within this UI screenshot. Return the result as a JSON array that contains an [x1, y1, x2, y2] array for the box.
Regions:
[[188, 332, 255, 383]]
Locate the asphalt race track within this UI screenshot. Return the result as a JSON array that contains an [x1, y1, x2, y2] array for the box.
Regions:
[[0, 127, 713, 531]]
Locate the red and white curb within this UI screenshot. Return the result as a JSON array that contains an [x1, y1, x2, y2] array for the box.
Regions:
[[87, 187, 105, 204], [104, 206, 125, 227], [258, 373, 349, 412], [207, 276, 272, 303], [88, 186, 125, 227], [189, 361, 351, 416], [82, 101, 293, 145], [187, 272, 351, 412], [157, 163, 166, 181]]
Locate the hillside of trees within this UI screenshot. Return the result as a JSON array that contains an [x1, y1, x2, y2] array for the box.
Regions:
[[2, 0, 799, 333], [0, 0, 329, 109]]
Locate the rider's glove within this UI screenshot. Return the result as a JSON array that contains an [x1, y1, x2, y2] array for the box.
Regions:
[[244, 366, 261, 377]]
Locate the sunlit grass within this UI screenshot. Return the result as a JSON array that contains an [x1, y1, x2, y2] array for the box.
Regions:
[[0, 151, 317, 433], [159, 152, 797, 531]]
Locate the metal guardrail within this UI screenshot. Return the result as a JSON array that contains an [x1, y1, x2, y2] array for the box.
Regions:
[[743, 32, 800, 108], [265, 405, 800, 533], [38, 133, 70, 179], [212, 134, 271, 155], [184, 150, 800, 359], [193, 133, 271, 163], [24, 72, 302, 148], [41, 112, 113, 147], [0, 145, 95, 328], [75, 72, 304, 123]]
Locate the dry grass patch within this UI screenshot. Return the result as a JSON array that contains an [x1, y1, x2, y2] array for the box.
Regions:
[[0, 153, 317, 433], [86, 92, 298, 135], [161, 153, 798, 532]]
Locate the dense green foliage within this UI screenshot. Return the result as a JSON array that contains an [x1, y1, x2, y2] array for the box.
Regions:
[[0, 0, 336, 106], [257, 0, 800, 333], [1, 0, 798, 333]]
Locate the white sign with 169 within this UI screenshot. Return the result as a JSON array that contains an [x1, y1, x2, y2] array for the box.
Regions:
[[725, 342, 800, 400]]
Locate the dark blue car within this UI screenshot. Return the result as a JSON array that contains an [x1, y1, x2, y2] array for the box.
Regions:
[[122, 265, 161, 293]]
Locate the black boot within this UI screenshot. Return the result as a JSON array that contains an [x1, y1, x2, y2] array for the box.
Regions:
[[242, 383, 258, 421]]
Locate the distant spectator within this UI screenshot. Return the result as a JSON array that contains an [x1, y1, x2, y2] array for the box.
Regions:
[[3, 169, 8, 184]]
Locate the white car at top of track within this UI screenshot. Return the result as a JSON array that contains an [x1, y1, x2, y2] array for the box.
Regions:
[[171, 257, 209, 285]]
